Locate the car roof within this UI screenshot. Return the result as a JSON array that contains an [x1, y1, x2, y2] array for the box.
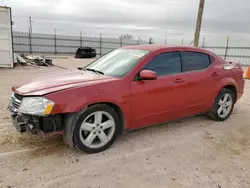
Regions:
[[122, 44, 216, 56]]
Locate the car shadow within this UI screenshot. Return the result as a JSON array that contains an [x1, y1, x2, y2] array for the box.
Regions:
[[0, 113, 237, 158]]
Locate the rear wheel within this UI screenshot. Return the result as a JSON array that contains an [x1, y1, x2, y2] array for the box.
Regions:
[[72, 104, 120, 153], [207, 88, 235, 121]]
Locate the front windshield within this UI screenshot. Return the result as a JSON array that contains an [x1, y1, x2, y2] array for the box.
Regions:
[[85, 49, 149, 77]]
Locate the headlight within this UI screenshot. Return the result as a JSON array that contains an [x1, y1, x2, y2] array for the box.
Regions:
[[18, 97, 55, 116]]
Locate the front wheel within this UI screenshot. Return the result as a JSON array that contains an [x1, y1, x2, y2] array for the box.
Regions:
[[207, 88, 235, 121], [72, 104, 120, 153]]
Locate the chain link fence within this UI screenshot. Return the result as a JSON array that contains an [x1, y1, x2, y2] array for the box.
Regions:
[[12, 31, 152, 56], [202, 38, 250, 66], [165, 36, 250, 66], [12, 30, 250, 66]]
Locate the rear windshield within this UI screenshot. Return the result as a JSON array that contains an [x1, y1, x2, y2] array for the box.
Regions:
[[85, 49, 149, 77]]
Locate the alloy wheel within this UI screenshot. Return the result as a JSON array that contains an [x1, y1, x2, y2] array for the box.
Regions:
[[217, 93, 233, 118], [79, 111, 115, 149]]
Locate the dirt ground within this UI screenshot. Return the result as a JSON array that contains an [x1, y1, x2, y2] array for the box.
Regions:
[[0, 57, 250, 188]]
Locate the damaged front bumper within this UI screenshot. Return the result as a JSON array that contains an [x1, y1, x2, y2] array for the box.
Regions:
[[7, 93, 63, 136], [10, 113, 63, 136]]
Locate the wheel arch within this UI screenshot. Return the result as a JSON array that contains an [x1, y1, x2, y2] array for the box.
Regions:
[[88, 102, 125, 134], [222, 85, 237, 102], [63, 102, 125, 151], [215, 77, 238, 103]]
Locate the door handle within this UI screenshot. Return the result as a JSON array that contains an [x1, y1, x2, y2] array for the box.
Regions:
[[173, 78, 185, 83], [211, 72, 220, 76]]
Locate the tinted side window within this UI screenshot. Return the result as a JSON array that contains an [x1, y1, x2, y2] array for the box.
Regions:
[[143, 52, 181, 76], [182, 52, 210, 72]]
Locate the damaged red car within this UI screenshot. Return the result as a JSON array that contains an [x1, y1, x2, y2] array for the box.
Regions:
[[8, 45, 245, 153]]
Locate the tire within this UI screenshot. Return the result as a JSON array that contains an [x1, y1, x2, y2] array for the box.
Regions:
[[207, 88, 235, 121], [72, 104, 121, 153]]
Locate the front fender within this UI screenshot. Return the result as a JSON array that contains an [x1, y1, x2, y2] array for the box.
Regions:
[[66, 88, 125, 113], [47, 87, 125, 114]]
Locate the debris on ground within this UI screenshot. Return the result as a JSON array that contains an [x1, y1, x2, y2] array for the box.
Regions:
[[14, 53, 54, 68]]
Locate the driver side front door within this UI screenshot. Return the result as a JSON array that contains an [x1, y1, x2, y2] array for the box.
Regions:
[[129, 51, 188, 128]]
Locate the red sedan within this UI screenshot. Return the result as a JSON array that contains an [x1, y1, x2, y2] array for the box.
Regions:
[[8, 45, 245, 153]]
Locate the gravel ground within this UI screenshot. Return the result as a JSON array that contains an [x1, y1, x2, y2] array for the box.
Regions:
[[0, 57, 250, 188]]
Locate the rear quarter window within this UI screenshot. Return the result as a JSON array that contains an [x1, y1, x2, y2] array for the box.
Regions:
[[209, 55, 215, 64], [182, 52, 211, 72]]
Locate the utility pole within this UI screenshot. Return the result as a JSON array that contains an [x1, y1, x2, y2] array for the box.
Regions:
[[193, 0, 205, 47], [164, 7, 168, 45], [120, 34, 123, 47], [202, 36, 205, 48], [54, 29, 57, 54], [100, 33, 102, 56], [138, 36, 142, 45], [28, 17, 33, 54], [80, 31, 83, 47], [28, 16, 33, 34], [224, 37, 230, 60]]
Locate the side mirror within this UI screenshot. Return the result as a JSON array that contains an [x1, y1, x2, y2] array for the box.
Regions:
[[139, 70, 157, 80]]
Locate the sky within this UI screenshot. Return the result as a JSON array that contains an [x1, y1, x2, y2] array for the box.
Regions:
[[1, 0, 250, 45]]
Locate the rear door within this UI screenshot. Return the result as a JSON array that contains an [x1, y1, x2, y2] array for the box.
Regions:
[[0, 6, 13, 68], [205, 57, 232, 104], [180, 51, 214, 114]]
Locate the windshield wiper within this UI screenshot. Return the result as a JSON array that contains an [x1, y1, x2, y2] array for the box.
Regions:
[[84, 68, 104, 75]]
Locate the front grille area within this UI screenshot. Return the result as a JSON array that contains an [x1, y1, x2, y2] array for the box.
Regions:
[[13, 93, 23, 101], [8, 93, 23, 115]]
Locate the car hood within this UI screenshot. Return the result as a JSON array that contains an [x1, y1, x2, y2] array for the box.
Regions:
[[13, 69, 116, 96]]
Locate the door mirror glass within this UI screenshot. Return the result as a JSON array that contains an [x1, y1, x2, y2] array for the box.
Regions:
[[139, 70, 157, 80]]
